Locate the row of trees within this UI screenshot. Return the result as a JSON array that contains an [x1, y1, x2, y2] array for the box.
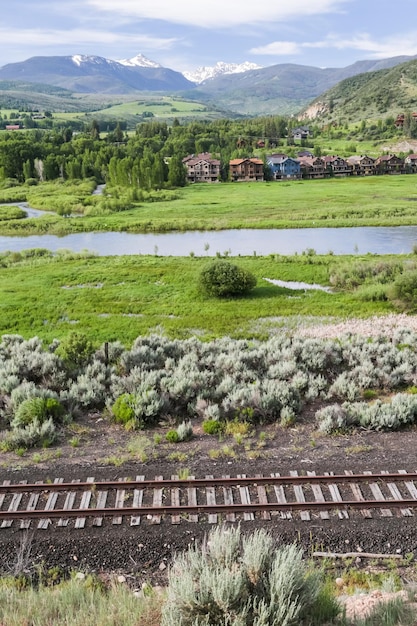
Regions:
[[0, 112, 414, 190]]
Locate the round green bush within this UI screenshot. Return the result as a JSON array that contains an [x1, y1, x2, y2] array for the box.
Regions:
[[165, 429, 180, 443], [202, 419, 223, 435], [111, 393, 136, 425], [199, 260, 257, 298]]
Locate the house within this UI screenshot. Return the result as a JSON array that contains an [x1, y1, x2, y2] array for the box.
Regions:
[[291, 126, 312, 140], [5, 124, 21, 131], [405, 154, 417, 173], [182, 153, 221, 183], [346, 155, 376, 176], [322, 155, 353, 177], [229, 158, 264, 182], [267, 154, 301, 180], [297, 156, 328, 179], [395, 112, 417, 127], [375, 154, 405, 175]]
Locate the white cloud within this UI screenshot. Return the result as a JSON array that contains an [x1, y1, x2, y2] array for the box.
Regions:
[[251, 31, 417, 58], [87, 0, 349, 28], [0, 27, 177, 50], [250, 42, 301, 56], [319, 33, 417, 57]]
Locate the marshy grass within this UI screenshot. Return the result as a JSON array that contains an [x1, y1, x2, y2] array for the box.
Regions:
[[2, 175, 417, 236], [0, 252, 398, 344]]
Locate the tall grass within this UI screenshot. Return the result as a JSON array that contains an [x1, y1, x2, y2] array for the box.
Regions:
[[0, 577, 162, 626]]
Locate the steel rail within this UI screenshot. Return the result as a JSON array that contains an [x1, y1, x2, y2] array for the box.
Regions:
[[1, 472, 416, 493], [1, 498, 417, 521]]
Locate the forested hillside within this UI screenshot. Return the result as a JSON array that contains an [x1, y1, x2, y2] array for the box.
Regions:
[[302, 59, 417, 125]]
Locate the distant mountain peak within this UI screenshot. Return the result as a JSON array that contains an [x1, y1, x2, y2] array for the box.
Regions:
[[183, 61, 262, 84], [116, 53, 161, 68]]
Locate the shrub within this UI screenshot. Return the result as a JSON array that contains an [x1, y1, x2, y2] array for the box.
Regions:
[[111, 393, 136, 425], [162, 526, 339, 626], [12, 397, 64, 429], [0, 417, 56, 451], [199, 260, 257, 298], [166, 429, 180, 443], [203, 419, 223, 435], [390, 270, 417, 308], [176, 420, 193, 441], [55, 331, 94, 372]]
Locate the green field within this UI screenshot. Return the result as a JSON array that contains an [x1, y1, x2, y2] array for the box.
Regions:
[[0, 252, 397, 345], [1, 174, 417, 236]]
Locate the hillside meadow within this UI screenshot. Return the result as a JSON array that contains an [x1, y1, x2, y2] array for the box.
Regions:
[[1, 174, 417, 236]]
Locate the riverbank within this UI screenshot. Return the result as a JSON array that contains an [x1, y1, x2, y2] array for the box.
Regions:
[[1, 175, 417, 236]]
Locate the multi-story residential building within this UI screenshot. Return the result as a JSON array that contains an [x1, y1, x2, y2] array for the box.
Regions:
[[229, 158, 264, 182], [182, 153, 221, 182], [267, 154, 301, 179], [346, 155, 376, 176]]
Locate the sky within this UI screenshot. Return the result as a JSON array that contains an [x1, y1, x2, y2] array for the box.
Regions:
[[1, 0, 417, 72]]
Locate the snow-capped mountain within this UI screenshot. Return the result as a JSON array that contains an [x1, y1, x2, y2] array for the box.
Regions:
[[0, 54, 194, 93], [183, 61, 262, 84], [71, 54, 119, 67], [116, 53, 161, 68]]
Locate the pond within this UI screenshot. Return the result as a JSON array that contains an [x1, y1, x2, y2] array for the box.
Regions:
[[0, 226, 417, 256]]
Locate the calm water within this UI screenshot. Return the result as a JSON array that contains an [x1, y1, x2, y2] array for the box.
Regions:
[[1, 226, 417, 256]]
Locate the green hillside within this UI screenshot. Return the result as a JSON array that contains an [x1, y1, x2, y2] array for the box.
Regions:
[[301, 59, 417, 124]]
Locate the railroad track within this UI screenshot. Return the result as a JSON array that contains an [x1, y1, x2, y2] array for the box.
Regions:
[[1, 471, 417, 529]]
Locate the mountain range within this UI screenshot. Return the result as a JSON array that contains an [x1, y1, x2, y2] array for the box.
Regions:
[[0, 52, 416, 116]]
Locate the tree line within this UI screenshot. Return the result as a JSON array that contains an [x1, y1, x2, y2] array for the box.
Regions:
[[0, 113, 414, 191]]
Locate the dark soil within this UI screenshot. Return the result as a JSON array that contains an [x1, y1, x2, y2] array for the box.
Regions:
[[1, 411, 417, 585]]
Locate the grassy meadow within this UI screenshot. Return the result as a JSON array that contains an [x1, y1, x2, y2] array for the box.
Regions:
[[0, 251, 397, 345], [1, 174, 417, 236]]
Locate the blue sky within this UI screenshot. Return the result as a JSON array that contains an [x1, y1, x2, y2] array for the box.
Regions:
[[1, 0, 417, 71]]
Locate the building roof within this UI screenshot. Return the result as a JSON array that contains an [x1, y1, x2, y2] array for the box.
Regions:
[[229, 158, 263, 165]]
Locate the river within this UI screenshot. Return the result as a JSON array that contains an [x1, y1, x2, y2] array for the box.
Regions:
[[0, 225, 417, 256]]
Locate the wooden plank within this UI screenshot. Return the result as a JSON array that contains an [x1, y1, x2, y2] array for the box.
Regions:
[[382, 471, 412, 517], [290, 470, 310, 521], [0, 480, 11, 510], [58, 480, 79, 527], [307, 471, 329, 520], [255, 474, 270, 521], [237, 474, 254, 521], [345, 471, 372, 518], [130, 475, 144, 527], [38, 478, 63, 529], [325, 472, 349, 519], [398, 470, 417, 504], [92, 490, 108, 527], [271, 473, 291, 519], [187, 476, 198, 523], [21, 481, 42, 530], [364, 471, 392, 517], [171, 475, 181, 525], [150, 476, 163, 524], [1, 481, 26, 529], [113, 478, 127, 525], [222, 475, 235, 522], [75, 477, 95, 529], [206, 475, 218, 524]]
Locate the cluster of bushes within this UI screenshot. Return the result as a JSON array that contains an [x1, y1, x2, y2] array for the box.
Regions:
[[3, 328, 417, 449]]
